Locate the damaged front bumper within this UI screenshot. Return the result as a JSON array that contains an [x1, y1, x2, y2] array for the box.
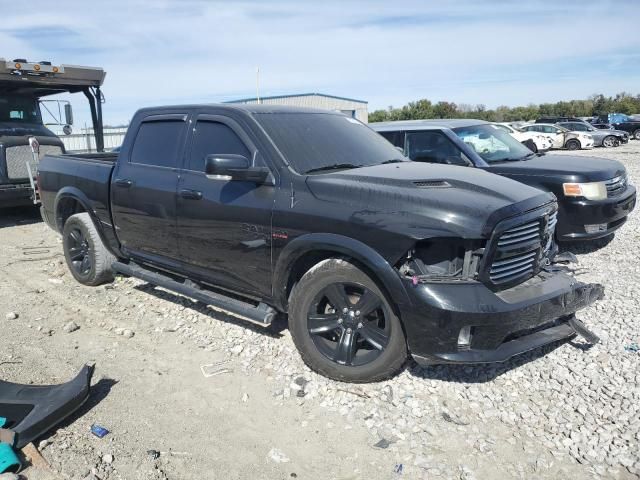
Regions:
[[398, 271, 604, 366], [0, 364, 94, 449]]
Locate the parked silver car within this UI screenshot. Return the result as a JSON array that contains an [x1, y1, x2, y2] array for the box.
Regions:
[[557, 121, 629, 148]]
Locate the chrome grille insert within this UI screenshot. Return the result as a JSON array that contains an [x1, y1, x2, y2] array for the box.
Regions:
[[605, 174, 627, 198], [487, 208, 558, 287]]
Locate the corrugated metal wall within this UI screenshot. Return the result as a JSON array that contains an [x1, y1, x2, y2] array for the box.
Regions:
[[236, 94, 368, 123]]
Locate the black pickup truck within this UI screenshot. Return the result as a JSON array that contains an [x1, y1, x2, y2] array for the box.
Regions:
[[38, 105, 603, 382], [372, 119, 636, 242]]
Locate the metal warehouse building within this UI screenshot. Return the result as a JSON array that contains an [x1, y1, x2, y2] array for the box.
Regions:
[[227, 93, 368, 123]]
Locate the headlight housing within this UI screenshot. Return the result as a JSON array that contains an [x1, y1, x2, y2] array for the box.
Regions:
[[563, 181, 607, 200]]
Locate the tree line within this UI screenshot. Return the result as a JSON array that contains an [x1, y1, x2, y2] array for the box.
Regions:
[[368, 92, 640, 123]]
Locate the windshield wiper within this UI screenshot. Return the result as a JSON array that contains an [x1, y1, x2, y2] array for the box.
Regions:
[[304, 163, 363, 174], [379, 159, 407, 165]]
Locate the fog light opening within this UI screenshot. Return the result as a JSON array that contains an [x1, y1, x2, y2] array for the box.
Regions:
[[457, 326, 473, 350], [584, 223, 607, 234]]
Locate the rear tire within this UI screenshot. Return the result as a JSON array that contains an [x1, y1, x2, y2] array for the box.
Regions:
[[62, 213, 116, 286], [288, 259, 407, 383], [565, 139, 581, 150], [633, 129, 640, 140]]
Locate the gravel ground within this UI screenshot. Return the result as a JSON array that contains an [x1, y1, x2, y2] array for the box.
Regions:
[[0, 143, 638, 479]]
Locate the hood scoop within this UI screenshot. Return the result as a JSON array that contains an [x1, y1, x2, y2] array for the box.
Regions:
[[413, 180, 451, 188]]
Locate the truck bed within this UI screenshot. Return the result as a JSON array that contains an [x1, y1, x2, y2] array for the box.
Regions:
[[38, 152, 117, 234]]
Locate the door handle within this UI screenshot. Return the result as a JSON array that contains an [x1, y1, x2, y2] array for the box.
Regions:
[[179, 189, 203, 200], [114, 178, 133, 188]]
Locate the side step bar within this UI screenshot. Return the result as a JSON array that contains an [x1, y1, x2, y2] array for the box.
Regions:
[[111, 261, 276, 326]]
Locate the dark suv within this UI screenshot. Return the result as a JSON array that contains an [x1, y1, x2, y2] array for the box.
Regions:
[[372, 119, 636, 242]]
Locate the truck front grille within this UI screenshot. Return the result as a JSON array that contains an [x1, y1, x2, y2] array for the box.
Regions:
[[605, 174, 627, 198], [487, 209, 557, 288], [5, 145, 63, 180]]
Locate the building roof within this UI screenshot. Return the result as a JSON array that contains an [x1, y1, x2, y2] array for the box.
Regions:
[[226, 92, 368, 105], [370, 118, 488, 131]]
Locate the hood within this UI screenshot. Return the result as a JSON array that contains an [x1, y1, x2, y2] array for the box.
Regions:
[[486, 154, 625, 183], [305, 162, 554, 239], [0, 122, 57, 139]]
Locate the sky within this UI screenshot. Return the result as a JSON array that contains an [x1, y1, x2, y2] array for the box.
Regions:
[[1, 0, 639, 127]]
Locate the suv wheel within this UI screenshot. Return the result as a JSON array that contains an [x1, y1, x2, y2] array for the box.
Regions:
[[633, 129, 640, 140], [62, 213, 116, 286], [602, 135, 618, 148], [565, 139, 581, 150], [289, 259, 407, 383]]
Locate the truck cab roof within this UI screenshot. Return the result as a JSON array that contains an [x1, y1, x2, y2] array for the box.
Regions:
[[133, 103, 347, 116]]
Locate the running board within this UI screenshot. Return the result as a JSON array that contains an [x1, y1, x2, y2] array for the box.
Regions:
[[111, 261, 276, 327]]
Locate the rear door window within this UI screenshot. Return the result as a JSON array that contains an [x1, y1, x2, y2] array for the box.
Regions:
[[130, 119, 188, 168]]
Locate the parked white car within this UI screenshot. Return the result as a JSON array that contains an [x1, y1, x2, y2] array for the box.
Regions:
[[520, 123, 594, 150], [494, 123, 552, 153]]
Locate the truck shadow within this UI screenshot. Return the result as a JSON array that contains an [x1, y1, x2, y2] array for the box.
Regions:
[[50, 377, 118, 433], [0, 206, 42, 229], [133, 283, 288, 337], [408, 337, 586, 383], [560, 235, 614, 255]]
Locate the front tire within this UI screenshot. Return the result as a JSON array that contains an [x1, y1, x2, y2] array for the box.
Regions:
[[565, 139, 581, 150], [633, 129, 640, 140], [522, 139, 538, 153], [602, 136, 617, 148], [62, 213, 116, 286], [289, 259, 407, 383]]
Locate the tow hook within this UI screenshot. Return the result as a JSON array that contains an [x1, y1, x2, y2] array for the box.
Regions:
[[553, 252, 578, 264], [568, 317, 600, 345]]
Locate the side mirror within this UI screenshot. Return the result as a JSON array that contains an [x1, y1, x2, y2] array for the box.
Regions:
[[64, 103, 74, 125], [395, 146, 404, 154], [62, 125, 73, 135], [204, 154, 269, 183]]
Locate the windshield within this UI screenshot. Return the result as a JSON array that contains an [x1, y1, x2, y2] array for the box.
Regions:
[[254, 112, 408, 174], [0, 95, 41, 123], [453, 124, 534, 163]]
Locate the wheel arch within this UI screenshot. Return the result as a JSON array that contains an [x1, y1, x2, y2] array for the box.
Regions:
[[53, 188, 117, 255], [273, 233, 410, 313]]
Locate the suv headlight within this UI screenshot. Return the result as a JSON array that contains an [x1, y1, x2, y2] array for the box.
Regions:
[[563, 182, 607, 200]]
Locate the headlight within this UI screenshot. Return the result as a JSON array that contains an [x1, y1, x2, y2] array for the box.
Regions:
[[563, 182, 607, 200]]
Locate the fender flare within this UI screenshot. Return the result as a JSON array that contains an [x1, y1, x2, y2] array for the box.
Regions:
[[52, 187, 120, 256], [53, 187, 100, 231], [272, 233, 410, 311]]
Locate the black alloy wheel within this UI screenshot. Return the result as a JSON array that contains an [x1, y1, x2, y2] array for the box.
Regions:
[[307, 283, 390, 367], [66, 227, 92, 276]]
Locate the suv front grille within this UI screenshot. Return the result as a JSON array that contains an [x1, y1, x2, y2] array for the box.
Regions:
[[486, 209, 557, 288], [606, 174, 627, 198], [5, 144, 63, 180]]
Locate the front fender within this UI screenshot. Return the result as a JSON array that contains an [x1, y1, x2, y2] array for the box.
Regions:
[[272, 233, 411, 311]]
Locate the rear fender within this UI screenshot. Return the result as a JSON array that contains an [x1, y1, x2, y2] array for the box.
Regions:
[[53, 187, 122, 257]]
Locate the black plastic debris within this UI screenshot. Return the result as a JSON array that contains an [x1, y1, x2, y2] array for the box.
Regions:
[[0, 364, 94, 449]]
